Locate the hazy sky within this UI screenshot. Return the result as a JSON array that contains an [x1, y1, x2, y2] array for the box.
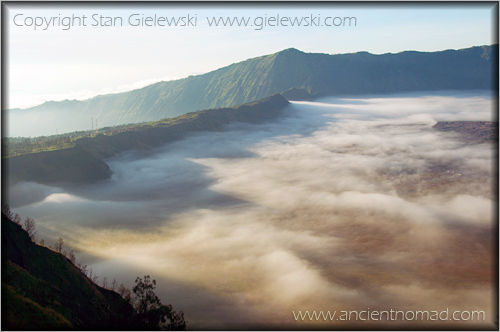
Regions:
[[4, 2, 497, 109]]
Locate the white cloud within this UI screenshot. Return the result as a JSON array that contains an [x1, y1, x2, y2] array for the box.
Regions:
[[8, 92, 496, 329]]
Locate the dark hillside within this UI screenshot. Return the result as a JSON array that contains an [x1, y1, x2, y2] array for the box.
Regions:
[[4, 145, 112, 184], [1, 213, 135, 330]]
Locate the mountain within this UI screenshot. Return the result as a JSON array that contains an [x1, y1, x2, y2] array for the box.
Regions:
[[4, 94, 290, 186], [6, 45, 497, 137], [1, 213, 135, 330]]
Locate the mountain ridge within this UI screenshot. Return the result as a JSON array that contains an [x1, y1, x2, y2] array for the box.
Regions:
[[6, 44, 497, 137], [4, 94, 290, 185]]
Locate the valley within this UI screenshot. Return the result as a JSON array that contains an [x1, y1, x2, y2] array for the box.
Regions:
[[5, 92, 496, 329]]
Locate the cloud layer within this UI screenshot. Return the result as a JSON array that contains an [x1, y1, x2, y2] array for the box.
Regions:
[[9, 91, 496, 329]]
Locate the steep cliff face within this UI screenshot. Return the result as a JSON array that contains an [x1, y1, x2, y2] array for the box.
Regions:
[[7, 45, 497, 136]]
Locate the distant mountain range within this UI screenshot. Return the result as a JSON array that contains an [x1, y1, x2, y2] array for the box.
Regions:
[[6, 44, 497, 137]]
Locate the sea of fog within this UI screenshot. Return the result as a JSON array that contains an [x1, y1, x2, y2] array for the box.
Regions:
[[6, 91, 497, 329]]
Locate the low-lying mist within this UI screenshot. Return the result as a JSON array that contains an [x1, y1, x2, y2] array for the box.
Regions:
[[5, 107, 93, 137], [8, 91, 497, 329]]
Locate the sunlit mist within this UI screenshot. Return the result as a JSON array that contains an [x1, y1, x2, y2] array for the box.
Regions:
[[8, 91, 496, 329]]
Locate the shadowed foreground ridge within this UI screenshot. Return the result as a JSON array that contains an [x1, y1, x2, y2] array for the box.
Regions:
[[1, 212, 187, 330], [1, 213, 135, 330]]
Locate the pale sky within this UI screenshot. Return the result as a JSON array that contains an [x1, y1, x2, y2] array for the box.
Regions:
[[4, 2, 497, 109]]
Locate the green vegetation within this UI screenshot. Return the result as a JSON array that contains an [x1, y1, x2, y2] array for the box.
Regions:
[[1, 206, 186, 330], [5, 94, 290, 185], [4, 145, 112, 184], [3, 93, 286, 159], [2, 283, 73, 330], [2, 123, 145, 158], [8, 45, 497, 131], [132, 276, 186, 330], [2, 136, 74, 158]]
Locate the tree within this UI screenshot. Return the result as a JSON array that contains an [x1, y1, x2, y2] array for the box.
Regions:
[[54, 237, 64, 252], [132, 275, 186, 330], [68, 250, 76, 264], [102, 277, 108, 289], [88, 268, 99, 283], [39, 239, 45, 246], [2, 204, 13, 220], [111, 278, 117, 291], [78, 263, 88, 276], [163, 305, 186, 331], [118, 284, 132, 303], [13, 213, 21, 225], [23, 217, 36, 241], [118, 284, 127, 296], [133, 275, 162, 315]]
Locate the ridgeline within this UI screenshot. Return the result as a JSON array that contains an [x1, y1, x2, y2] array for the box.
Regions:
[[2, 213, 134, 330], [2, 211, 186, 330], [4, 94, 290, 185], [6, 45, 497, 137]]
